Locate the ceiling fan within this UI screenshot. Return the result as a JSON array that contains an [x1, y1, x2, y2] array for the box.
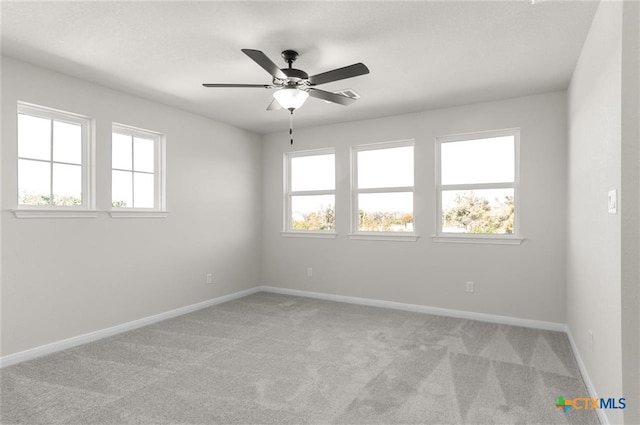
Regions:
[[202, 49, 369, 143]]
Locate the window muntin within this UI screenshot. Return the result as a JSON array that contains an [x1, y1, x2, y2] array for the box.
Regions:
[[285, 149, 336, 232], [352, 141, 415, 234], [437, 129, 519, 237], [17, 103, 92, 208], [111, 125, 164, 210]]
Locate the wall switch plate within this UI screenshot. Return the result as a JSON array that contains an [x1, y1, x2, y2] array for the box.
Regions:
[[608, 189, 617, 214], [466, 281, 474, 293], [206, 273, 213, 284], [307, 267, 313, 277]]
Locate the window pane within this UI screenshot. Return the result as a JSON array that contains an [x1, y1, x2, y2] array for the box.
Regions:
[[133, 137, 154, 172], [18, 159, 51, 205], [441, 189, 514, 234], [112, 170, 132, 208], [441, 136, 514, 185], [358, 192, 413, 232], [53, 121, 81, 164], [112, 133, 132, 170], [134, 172, 154, 208], [358, 146, 413, 189], [291, 154, 334, 191], [52, 163, 82, 206], [291, 195, 335, 231], [18, 114, 51, 161]]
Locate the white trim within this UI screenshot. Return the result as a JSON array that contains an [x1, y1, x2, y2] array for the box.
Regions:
[[348, 233, 418, 242], [356, 186, 414, 194], [432, 235, 523, 245], [287, 189, 335, 197], [109, 210, 169, 219], [281, 231, 337, 239], [565, 326, 610, 425], [436, 127, 521, 143], [112, 122, 162, 140], [284, 147, 336, 157], [12, 209, 100, 219], [351, 138, 415, 151], [439, 182, 516, 191], [259, 286, 565, 332], [0, 287, 260, 368], [17, 102, 90, 124]]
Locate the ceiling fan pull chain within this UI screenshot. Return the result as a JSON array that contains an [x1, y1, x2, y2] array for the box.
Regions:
[[289, 110, 294, 145]]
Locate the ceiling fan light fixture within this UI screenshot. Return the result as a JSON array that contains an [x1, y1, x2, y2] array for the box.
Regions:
[[273, 88, 309, 110]]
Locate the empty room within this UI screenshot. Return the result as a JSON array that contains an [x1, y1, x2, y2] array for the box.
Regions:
[[1, 1, 638, 424]]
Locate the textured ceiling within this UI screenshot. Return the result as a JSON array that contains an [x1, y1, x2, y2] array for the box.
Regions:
[[1, 1, 599, 134]]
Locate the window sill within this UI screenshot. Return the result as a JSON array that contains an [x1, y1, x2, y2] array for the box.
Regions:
[[348, 232, 418, 242], [109, 210, 169, 219], [281, 231, 337, 239], [12, 209, 100, 219], [432, 235, 523, 245]]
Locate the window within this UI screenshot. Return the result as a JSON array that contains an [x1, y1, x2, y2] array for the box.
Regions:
[[284, 149, 336, 236], [111, 124, 166, 217], [436, 129, 520, 243], [351, 140, 415, 240], [16, 102, 95, 215]]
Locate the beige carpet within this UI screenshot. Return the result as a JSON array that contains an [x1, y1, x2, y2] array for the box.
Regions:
[[1, 292, 599, 424]]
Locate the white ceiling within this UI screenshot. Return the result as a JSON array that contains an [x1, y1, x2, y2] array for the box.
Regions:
[[1, 1, 598, 135]]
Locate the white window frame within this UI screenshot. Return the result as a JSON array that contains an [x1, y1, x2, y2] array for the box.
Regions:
[[283, 148, 337, 238], [350, 140, 417, 241], [13, 102, 97, 219], [110, 123, 167, 218], [434, 128, 522, 245]]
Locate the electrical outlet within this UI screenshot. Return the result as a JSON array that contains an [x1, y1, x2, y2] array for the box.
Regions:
[[307, 267, 313, 278], [466, 281, 474, 293], [206, 273, 213, 284]]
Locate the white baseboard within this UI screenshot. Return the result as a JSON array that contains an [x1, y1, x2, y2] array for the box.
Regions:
[[2, 284, 608, 424], [565, 326, 610, 425], [1, 282, 605, 424], [259, 285, 566, 332], [0, 280, 585, 411], [0, 287, 261, 368]]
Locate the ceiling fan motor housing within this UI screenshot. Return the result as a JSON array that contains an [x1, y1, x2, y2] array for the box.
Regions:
[[276, 50, 309, 87], [276, 68, 309, 87]]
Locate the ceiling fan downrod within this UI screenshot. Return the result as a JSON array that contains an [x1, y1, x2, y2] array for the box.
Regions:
[[281, 50, 298, 69]]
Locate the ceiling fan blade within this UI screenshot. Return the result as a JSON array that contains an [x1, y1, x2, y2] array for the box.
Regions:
[[241, 49, 287, 80], [309, 63, 369, 86], [266, 99, 282, 111], [202, 83, 274, 88], [307, 88, 356, 106]]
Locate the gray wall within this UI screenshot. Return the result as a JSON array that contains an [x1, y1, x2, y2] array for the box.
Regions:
[[620, 2, 640, 422], [261, 91, 568, 324], [1, 57, 263, 357], [566, 1, 639, 424]]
